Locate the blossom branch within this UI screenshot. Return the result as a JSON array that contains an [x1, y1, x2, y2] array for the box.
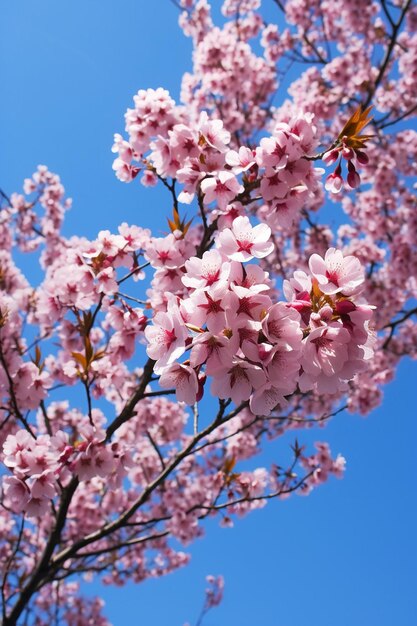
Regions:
[[382, 306, 417, 349]]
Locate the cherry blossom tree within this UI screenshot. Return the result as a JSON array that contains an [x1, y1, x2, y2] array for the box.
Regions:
[[1, 0, 416, 624]]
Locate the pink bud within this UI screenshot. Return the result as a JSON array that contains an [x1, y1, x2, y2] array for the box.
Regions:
[[346, 162, 360, 189], [323, 149, 340, 165], [196, 373, 206, 402], [342, 146, 354, 160], [336, 300, 356, 314], [324, 165, 343, 194], [355, 150, 369, 165]]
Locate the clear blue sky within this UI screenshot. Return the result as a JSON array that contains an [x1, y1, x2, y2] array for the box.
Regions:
[[1, 2, 416, 625]]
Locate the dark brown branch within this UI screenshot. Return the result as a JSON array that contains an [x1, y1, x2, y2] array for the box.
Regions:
[[378, 102, 417, 129], [195, 470, 316, 513], [382, 306, 417, 349], [143, 388, 176, 398], [146, 431, 166, 469], [118, 261, 150, 286], [1, 517, 25, 621], [48, 400, 236, 571], [105, 357, 156, 441], [0, 188, 12, 206], [4, 479, 79, 626], [363, 0, 413, 109]]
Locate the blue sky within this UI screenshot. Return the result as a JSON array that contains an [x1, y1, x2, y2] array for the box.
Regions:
[[1, 2, 416, 625]]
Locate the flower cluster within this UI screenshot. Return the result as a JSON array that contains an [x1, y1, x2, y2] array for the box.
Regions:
[[145, 218, 373, 413], [113, 85, 322, 231], [2, 423, 131, 516], [7, 165, 72, 253], [204, 574, 225, 609], [255, 114, 321, 228], [112, 88, 184, 182], [301, 442, 346, 492]]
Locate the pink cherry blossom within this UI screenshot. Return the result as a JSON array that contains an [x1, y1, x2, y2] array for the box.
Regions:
[[249, 382, 287, 416], [300, 325, 353, 393], [226, 146, 257, 173], [3, 476, 30, 512], [256, 135, 289, 170], [261, 302, 303, 350], [182, 250, 230, 291], [159, 363, 199, 405], [309, 247, 365, 295], [198, 111, 231, 152], [211, 360, 266, 404], [216, 216, 274, 261], [190, 332, 235, 374], [145, 307, 189, 373], [200, 171, 243, 209], [189, 283, 229, 333], [145, 233, 187, 269]]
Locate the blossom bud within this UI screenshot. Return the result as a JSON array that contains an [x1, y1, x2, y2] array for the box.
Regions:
[[347, 162, 360, 189]]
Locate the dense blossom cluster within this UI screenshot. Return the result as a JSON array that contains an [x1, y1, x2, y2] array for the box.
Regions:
[[113, 91, 322, 230], [1, 0, 416, 624], [145, 223, 373, 413]]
